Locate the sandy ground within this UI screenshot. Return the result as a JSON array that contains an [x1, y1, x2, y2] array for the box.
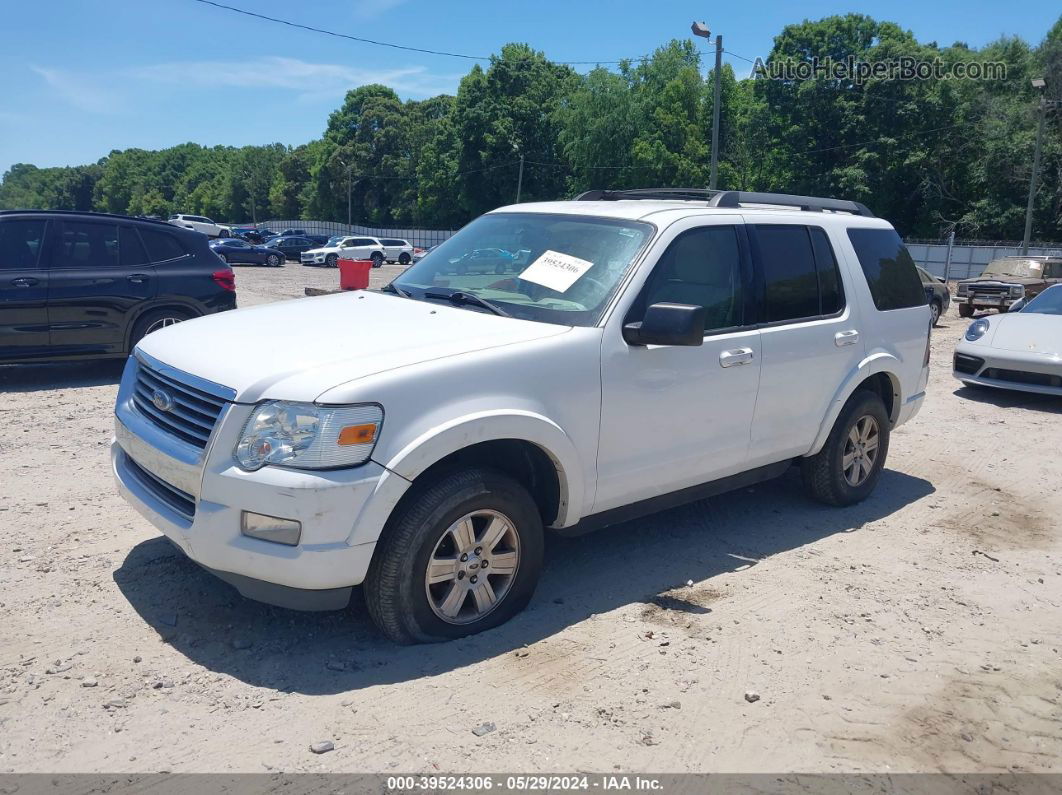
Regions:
[[1, 262, 1060, 774]]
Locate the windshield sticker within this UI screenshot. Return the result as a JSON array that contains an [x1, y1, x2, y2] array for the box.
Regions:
[[518, 249, 594, 292]]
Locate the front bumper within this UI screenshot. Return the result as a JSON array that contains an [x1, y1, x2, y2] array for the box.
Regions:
[[955, 295, 1019, 310], [301, 253, 326, 265], [953, 344, 1062, 396]]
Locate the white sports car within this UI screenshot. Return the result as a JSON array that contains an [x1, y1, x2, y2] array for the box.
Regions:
[[954, 284, 1062, 395]]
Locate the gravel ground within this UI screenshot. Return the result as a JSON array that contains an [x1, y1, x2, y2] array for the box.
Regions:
[[1, 262, 1059, 773]]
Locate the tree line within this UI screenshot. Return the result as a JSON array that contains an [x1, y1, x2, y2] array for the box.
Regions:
[[2, 13, 1060, 240]]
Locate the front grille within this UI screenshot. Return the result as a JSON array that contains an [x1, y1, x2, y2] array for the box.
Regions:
[[983, 368, 1062, 388], [123, 454, 196, 524], [954, 353, 985, 375], [971, 285, 1008, 296], [132, 361, 226, 448]]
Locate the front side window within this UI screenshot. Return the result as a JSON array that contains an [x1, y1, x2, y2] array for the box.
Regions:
[[0, 219, 47, 270], [639, 226, 744, 332], [847, 228, 926, 311], [394, 212, 653, 327], [57, 221, 119, 268]]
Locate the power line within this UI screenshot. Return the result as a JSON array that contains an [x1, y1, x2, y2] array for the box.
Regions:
[[188, 0, 643, 65]]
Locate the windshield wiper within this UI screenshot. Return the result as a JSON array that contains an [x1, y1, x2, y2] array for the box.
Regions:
[[381, 282, 412, 298], [423, 289, 510, 317]]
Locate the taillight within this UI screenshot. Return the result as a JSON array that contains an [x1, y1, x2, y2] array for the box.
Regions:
[[212, 269, 236, 292]]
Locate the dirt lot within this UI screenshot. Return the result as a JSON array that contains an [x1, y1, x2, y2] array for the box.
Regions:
[[1, 263, 1060, 774]]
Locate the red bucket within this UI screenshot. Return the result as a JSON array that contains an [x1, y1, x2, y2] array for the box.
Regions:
[[338, 258, 372, 290]]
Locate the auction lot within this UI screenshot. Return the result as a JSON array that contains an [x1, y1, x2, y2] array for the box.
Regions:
[[1, 262, 1059, 774]]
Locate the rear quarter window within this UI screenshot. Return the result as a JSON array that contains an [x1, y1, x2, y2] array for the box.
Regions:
[[847, 228, 926, 311], [139, 228, 189, 263]]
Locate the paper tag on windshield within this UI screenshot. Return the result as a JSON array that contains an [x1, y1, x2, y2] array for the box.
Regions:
[[518, 250, 593, 292]]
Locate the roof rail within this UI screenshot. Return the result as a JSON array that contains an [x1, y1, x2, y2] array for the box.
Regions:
[[574, 188, 875, 217], [0, 209, 178, 227]]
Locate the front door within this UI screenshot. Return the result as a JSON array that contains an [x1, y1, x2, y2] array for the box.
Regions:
[[0, 217, 51, 360], [46, 220, 156, 356], [595, 219, 761, 512]]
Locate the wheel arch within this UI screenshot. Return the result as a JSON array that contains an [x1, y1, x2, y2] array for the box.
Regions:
[[807, 355, 902, 456], [124, 299, 204, 353]]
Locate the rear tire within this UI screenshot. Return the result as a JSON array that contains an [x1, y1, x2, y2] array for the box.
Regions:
[[266, 254, 281, 267], [930, 299, 942, 327], [129, 309, 190, 350], [364, 467, 544, 644], [958, 304, 974, 318], [217, 253, 228, 263], [399, 253, 411, 265], [801, 390, 890, 507], [371, 252, 384, 269]]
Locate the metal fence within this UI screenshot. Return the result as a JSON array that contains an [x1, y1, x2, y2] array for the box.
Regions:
[[256, 220, 455, 250], [905, 240, 1062, 280]]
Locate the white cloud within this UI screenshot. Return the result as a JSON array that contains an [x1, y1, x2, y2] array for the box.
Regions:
[[133, 56, 459, 100], [31, 66, 123, 113]]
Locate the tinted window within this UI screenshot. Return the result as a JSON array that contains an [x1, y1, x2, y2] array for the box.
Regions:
[[0, 219, 47, 270], [1044, 262, 1062, 279], [57, 222, 119, 268], [119, 226, 149, 268], [810, 227, 844, 315], [756, 225, 819, 322], [140, 228, 188, 262], [382, 238, 406, 246], [847, 228, 926, 311], [643, 226, 744, 332]]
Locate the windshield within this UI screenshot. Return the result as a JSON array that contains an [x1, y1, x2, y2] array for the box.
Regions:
[[392, 212, 653, 326], [982, 258, 1044, 278], [1021, 285, 1062, 315], [325, 236, 344, 247]]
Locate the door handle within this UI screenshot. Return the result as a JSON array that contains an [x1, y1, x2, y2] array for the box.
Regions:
[[126, 273, 150, 284], [835, 330, 860, 347], [10, 277, 39, 287], [719, 347, 755, 367]]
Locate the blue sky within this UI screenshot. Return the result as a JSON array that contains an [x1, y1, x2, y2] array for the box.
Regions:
[[1, 0, 1058, 175]]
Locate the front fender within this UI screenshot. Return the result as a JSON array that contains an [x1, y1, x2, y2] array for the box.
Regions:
[[807, 353, 901, 456], [377, 410, 585, 529]]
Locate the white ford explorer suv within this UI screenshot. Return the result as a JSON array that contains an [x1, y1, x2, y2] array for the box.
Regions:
[[301, 235, 386, 268], [113, 189, 930, 644]]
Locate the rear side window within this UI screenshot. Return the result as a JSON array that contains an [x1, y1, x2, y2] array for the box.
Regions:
[[847, 228, 926, 311], [810, 227, 844, 315], [119, 226, 150, 267], [140, 228, 189, 263], [756, 225, 820, 322], [382, 238, 406, 246], [0, 219, 47, 270]]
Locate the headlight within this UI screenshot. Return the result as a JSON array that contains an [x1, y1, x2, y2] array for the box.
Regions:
[[957, 283, 968, 296], [965, 318, 990, 342], [1009, 284, 1024, 297], [235, 401, 382, 471]]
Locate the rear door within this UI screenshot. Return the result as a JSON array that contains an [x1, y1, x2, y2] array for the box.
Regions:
[[46, 220, 156, 356], [747, 222, 866, 463], [0, 217, 51, 359]]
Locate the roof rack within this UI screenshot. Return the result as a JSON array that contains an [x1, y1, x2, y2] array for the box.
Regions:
[[0, 209, 178, 227], [574, 188, 875, 218]]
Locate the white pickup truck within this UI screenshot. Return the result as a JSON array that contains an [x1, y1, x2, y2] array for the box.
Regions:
[[113, 190, 930, 643]]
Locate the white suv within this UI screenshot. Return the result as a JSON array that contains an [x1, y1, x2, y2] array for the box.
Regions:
[[168, 214, 230, 238], [113, 190, 930, 643], [301, 236, 385, 268], [378, 237, 415, 265]]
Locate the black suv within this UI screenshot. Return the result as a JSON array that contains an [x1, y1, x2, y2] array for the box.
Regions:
[[0, 210, 236, 363]]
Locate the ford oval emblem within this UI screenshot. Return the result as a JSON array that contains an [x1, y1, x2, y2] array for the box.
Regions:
[[152, 389, 175, 413]]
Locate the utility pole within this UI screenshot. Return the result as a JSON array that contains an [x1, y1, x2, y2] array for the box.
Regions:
[[710, 34, 722, 190], [516, 155, 525, 203], [1022, 78, 1047, 255], [692, 22, 723, 190], [346, 165, 353, 228]]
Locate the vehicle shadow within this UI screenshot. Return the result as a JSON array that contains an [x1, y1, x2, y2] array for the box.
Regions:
[[0, 359, 124, 392], [954, 384, 1062, 414], [113, 467, 933, 695]]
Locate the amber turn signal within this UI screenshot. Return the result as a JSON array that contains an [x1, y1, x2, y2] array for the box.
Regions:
[[337, 423, 378, 446]]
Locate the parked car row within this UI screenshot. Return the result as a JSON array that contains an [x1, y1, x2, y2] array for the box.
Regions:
[[300, 236, 415, 267]]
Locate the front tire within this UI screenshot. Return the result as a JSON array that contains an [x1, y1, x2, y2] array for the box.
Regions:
[[958, 304, 974, 318], [371, 252, 384, 269], [801, 390, 890, 507], [364, 467, 544, 644], [326, 253, 338, 268]]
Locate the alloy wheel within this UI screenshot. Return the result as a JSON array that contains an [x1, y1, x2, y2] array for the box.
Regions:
[[144, 316, 182, 335], [424, 509, 520, 625], [842, 415, 880, 487]]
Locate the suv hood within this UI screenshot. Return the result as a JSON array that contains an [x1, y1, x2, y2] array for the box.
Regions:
[[959, 275, 1045, 287], [136, 291, 570, 403]]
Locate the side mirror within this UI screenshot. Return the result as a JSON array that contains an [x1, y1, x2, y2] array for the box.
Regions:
[[623, 302, 705, 347]]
